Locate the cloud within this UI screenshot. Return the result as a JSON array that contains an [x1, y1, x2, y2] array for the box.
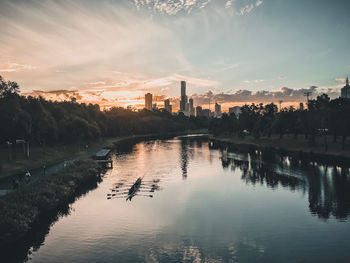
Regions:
[[0, 62, 38, 72], [23, 84, 341, 111], [190, 85, 340, 106], [22, 72, 220, 109], [256, 0, 263, 7], [335, 78, 346, 83], [0, 0, 188, 92], [133, 0, 212, 15], [225, 0, 233, 9], [238, 0, 263, 15], [241, 79, 264, 84]]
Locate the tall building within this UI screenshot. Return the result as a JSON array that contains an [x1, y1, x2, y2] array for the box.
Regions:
[[214, 102, 222, 117], [196, 106, 202, 117], [145, 93, 152, 110], [299, 102, 304, 111], [164, 99, 172, 113], [180, 81, 188, 112], [202, 109, 211, 118], [341, 77, 350, 99], [181, 81, 186, 96], [189, 98, 195, 116]]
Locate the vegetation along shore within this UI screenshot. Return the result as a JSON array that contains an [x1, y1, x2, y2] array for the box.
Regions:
[[0, 161, 101, 247]]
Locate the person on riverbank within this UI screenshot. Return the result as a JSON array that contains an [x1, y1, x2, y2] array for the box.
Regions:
[[25, 170, 31, 183]]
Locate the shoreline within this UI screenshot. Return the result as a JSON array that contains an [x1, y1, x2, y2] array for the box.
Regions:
[[210, 135, 350, 166], [0, 161, 101, 248], [0, 131, 207, 251], [0, 130, 208, 181]]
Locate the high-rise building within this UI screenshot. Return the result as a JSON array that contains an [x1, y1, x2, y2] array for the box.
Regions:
[[164, 99, 172, 113], [189, 98, 194, 116], [202, 109, 211, 118], [214, 102, 222, 117], [181, 81, 186, 96], [180, 81, 188, 112], [152, 103, 157, 110], [341, 77, 350, 99], [196, 106, 202, 117], [145, 93, 152, 110], [299, 102, 304, 111]]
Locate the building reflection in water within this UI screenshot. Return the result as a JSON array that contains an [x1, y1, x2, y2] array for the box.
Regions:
[[180, 138, 188, 180], [213, 141, 350, 221]]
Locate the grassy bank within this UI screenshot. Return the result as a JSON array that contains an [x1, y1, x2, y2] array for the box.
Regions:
[[0, 161, 101, 246], [211, 134, 350, 165]]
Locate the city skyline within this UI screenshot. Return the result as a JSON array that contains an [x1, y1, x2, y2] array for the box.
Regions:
[[1, 0, 350, 109]]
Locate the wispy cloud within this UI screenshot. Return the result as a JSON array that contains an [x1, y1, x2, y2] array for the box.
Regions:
[[0, 0, 190, 92], [191, 85, 340, 106], [0, 62, 38, 72], [335, 78, 346, 83], [225, 0, 233, 9], [238, 0, 263, 15], [241, 79, 264, 84], [133, 0, 212, 15]]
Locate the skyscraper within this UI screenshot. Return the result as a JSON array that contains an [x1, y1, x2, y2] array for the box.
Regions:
[[145, 93, 152, 110], [341, 77, 350, 99], [196, 106, 202, 117], [181, 81, 186, 97], [164, 99, 172, 113], [189, 98, 194, 116], [215, 102, 222, 117], [180, 81, 188, 112]]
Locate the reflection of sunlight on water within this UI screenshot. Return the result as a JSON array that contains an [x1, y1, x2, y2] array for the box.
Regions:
[[18, 137, 350, 263]]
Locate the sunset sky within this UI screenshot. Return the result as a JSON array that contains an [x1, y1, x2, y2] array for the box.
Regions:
[[1, 0, 350, 110]]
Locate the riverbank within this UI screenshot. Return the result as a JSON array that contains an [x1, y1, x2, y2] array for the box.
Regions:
[[211, 135, 350, 165], [0, 161, 101, 247], [0, 130, 207, 180]]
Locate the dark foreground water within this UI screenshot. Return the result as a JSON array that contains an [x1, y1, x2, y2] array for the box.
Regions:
[[5, 136, 350, 263]]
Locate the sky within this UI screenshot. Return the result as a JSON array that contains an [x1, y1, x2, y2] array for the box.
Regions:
[[1, 0, 350, 110]]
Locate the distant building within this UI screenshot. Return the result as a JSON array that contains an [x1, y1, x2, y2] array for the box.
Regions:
[[180, 81, 188, 112], [229, 106, 241, 117], [299, 102, 304, 111], [164, 99, 172, 113], [71, 97, 77, 103], [145, 93, 152, 110], [189, 98, 195, 116], [341, 77, 350, 99], [196, 106, 202, 117], [152, 103, 157, 110], [214, 102, 222, 118], [202, 109, 211, 118]]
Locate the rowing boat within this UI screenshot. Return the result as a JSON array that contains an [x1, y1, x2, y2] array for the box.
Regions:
[[126, 178, 142, 201]]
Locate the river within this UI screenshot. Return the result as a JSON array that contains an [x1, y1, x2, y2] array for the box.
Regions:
[[5, 135, 350, 262]]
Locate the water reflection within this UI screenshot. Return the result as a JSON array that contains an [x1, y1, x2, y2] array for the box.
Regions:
[[214, 141, 350, 220], [180, 139, 189, 179], [3, 136, 350, 263]]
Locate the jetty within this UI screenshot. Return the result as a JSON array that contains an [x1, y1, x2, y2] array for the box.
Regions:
[[93, 149, 113, 168]]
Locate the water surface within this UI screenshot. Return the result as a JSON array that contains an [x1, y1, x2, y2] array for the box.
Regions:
[[6, 136, 350, 262]]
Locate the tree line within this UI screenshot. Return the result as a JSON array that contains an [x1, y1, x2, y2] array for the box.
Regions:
[[0, 76, 208, 147], [209, 94, 350, 149]]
